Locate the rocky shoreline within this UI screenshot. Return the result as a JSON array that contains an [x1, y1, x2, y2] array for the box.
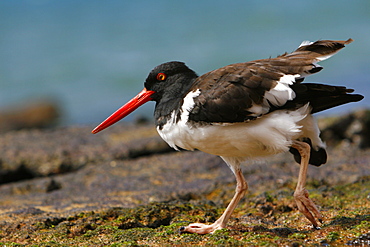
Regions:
[[0, 110, 369, 245]]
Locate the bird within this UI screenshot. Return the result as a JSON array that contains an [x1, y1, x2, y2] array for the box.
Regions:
[[92, 39, 363, 234]]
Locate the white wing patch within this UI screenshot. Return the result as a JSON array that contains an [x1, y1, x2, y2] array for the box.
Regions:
[[248, 103, 270, 116], [181, 89, 201, 121], [315, 53, 337, 62], [264, 74, 298, 107], [299, 40, 313, 48], [298, 40, 339, 62]]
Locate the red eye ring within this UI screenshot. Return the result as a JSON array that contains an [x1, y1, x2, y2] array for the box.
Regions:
[[156, 73, 167, 81]]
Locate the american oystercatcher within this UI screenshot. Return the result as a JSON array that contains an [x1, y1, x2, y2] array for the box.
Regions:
[[92, 39, 363, 234]]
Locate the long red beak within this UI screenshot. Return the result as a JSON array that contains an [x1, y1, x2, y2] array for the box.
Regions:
[[92, 88, 155, 134]]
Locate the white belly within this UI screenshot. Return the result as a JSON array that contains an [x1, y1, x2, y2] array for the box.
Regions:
[[157, 104, 320, 159]]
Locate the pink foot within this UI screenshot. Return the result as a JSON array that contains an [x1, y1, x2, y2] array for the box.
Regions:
[[294, 188, 323, 229], [179, 222, 224, 234]]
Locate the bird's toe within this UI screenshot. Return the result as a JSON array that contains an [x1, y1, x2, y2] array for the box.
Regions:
[[294, 188, 323, 228], [179, 223, 223, 235]]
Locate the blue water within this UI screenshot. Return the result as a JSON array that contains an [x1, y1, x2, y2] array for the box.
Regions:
[[1, 0, 369, 125]]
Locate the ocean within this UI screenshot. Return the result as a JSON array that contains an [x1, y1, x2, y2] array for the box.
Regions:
[[1, 0, 369, 125]]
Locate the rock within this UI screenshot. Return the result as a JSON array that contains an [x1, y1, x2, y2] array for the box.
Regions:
[[0, 124, 172, 183], [0, 99, 60, 133], [319, 109, 370, 149]]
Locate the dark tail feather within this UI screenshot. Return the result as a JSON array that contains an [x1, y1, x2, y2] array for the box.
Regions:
[[288, 83, 363, 166], [289, 83, 364, 114]]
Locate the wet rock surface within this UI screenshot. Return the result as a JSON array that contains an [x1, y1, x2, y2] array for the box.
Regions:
[[0, 110, 369, 245]]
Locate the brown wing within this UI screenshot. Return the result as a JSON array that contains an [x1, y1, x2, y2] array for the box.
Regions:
[[188, 39, 358, 123]]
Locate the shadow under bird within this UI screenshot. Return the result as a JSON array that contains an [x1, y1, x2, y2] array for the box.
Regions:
[[92, 39, 363, 234]]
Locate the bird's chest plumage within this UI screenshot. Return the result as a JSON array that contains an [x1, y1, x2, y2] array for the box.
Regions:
[[156, 90, 312, 159]]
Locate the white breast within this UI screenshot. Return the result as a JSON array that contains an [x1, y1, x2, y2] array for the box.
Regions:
[[157, 103, 321, 159]]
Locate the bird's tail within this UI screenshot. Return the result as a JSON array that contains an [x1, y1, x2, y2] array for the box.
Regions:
[[290, 83, 364, 114]]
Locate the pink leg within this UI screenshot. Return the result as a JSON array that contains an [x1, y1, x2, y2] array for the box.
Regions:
[[292, 141, 323, 229], [180, 168, 248, 234]]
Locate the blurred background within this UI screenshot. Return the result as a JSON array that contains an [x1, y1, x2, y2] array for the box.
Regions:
[[0, 0, 369, 129]]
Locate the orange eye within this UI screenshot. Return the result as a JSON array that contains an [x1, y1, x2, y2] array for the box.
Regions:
[[156, 73, 167, 81]]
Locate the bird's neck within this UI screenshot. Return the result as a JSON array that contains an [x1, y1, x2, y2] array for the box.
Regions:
[[154, 77, 197, 129]]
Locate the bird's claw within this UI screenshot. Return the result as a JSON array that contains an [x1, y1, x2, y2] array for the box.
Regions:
[[294, 188, 323, 228], [179, 222, 223, 235]]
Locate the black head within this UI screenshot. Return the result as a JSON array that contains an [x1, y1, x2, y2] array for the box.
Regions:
[[91, 61, 198, 134], [144, 61, 198, 102]]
